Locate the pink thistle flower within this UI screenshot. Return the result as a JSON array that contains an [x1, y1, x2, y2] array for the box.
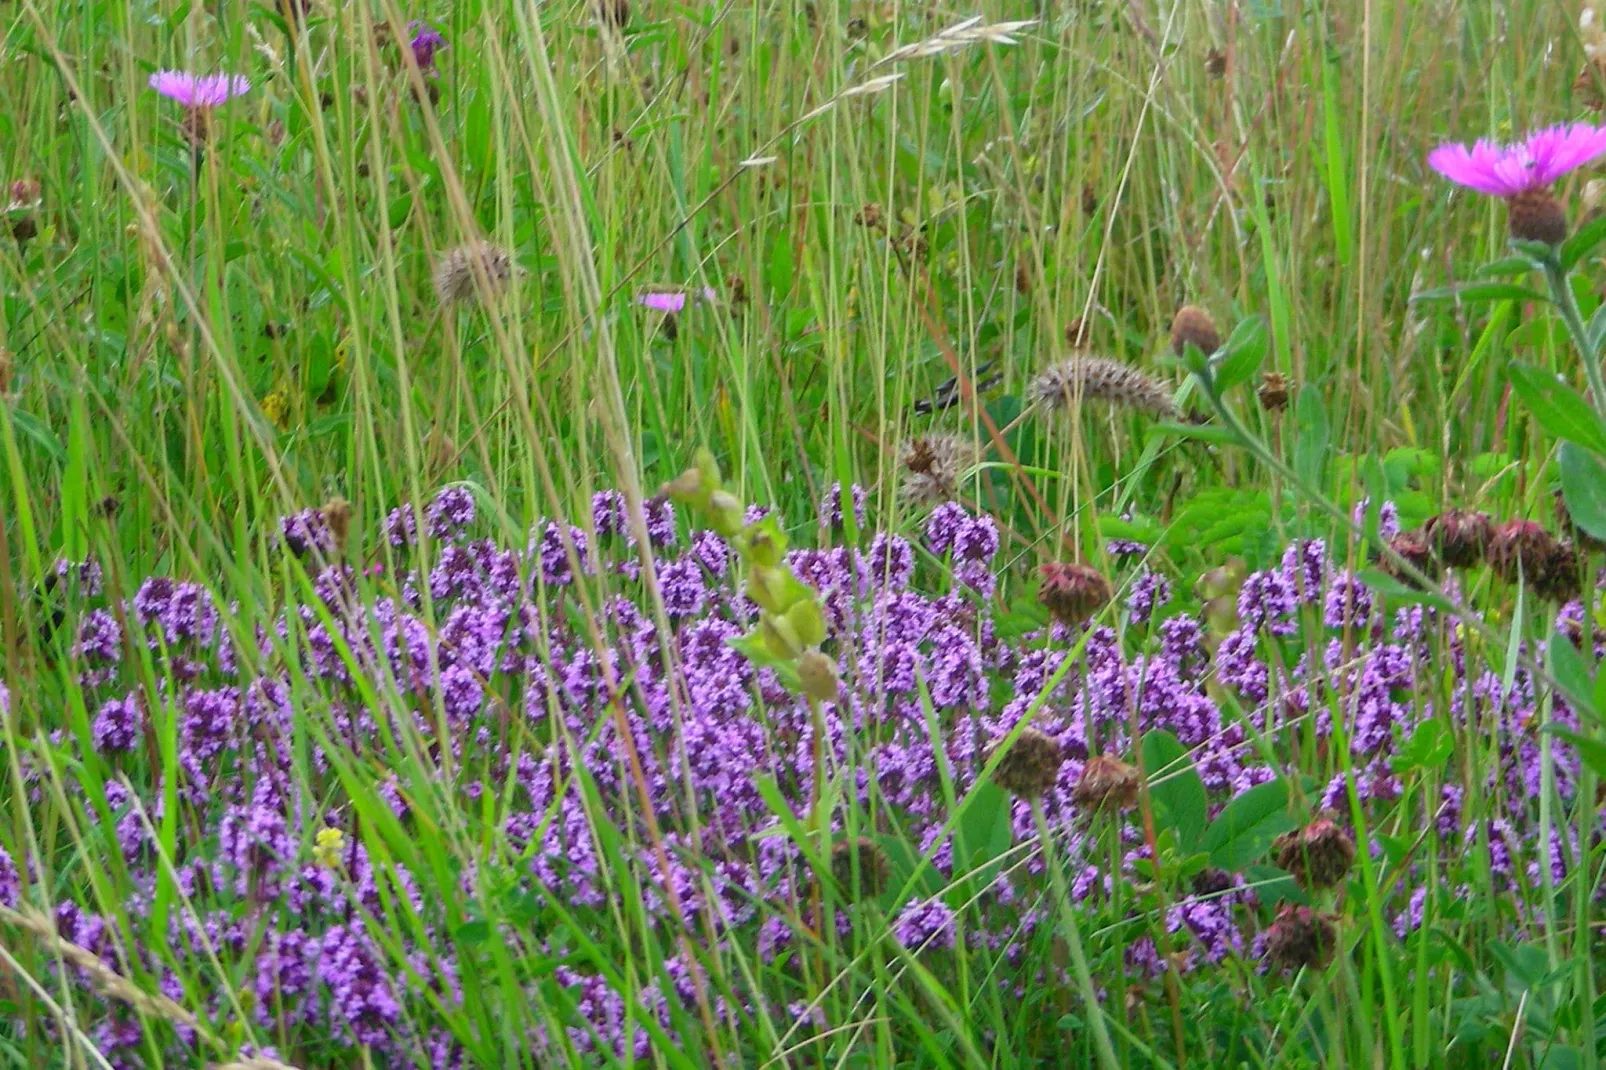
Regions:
[[1428, 123, 1606, 244], [148, 71, 252, 108], [639, 292, 688, 314]]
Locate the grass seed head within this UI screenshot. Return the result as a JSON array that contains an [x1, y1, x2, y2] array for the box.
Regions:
[[1030, 356, 1179, 422]]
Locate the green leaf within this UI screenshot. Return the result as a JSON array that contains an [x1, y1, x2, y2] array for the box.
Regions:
[[1293, 387, 1329, 488], [1475, 255, 1541, 278], [1141, 730, 1207, 852], [1506, 363, 1606, 456], [1202, 778, 1294, 872], [956, 781, 1013, 886], [1543, 726, 1606, 779], [1212, 315, 1268, 394], [1393, 716, 1453, 774], [1411, 282, 1549, 305], [1559, 441, 1606, 542], [1549, 627, 1601, 719], [454, 919, 492, 945], [1561, 210, 1606, 270], [1147, 421, 1241, 446], [766, 232, 794, 298], [1097, 514, 1162, 545]]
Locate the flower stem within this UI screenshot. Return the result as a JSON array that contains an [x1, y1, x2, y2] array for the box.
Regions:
[[1542, 256, 1606, 419], [1031, 802, 1121, 1070]]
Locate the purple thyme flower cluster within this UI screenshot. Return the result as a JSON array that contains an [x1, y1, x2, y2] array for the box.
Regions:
[[9, 491, 1603, 1065]]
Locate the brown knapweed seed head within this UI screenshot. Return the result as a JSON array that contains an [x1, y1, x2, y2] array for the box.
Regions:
[[1257, 371, 1290, 413], [1382, 529, 1439, 588], [1264, 904, 1338, 972], [898, 433, 976, 506], [853, 202, 884, 229], [1169, 305, 1221, 357], [1037, 561, 1113, 626], [1205, 47, 1228, 77], [1535, 539, 1583, 603], [322, 497, 353, 556], [1488, 519, 1562, 586], [1508, 188, 1568, 246], [433, 240, 516, 306], [1423, 509, 1494, 569], [985, 727, 1065, 800], [830, 837, 890, 900], [1274, 817, 1356, 890], [1070, 754, 1141, 813], [1030, 356, 1179, 422]]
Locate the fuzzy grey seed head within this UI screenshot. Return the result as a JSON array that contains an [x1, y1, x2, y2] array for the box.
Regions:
[[433, 240, 516, 306], [898, 433, 977, 506], [1030, 356, 1179, 422]]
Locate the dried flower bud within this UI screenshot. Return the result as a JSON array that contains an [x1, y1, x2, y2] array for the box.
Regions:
[[1423, 509, 1493, 569], [797, 651, 839, 703], [1263, 904, 1338, 972], [1256, 371, 1290, 413], [854, 202, 884, 229], [1272, 816, 1356, 890], [1507, 188, 1568, 246], [1488, 519, 1569, 597], [1037, 561, 1113, 626], [984, 727, 1065, 800], [1204, 47, 1228, 77], [1070, 754, 1141, 813], [1382, 529, 1439, 588], [1169, 305, 1221, 357], [898, 433, 977, 506], [830, 837, 890, 900]]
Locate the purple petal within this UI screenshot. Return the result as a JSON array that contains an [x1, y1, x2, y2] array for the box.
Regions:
[[639, 292, 688, 313], [1531, 122, 1606, 184], [1427, 142, 1527, 197]]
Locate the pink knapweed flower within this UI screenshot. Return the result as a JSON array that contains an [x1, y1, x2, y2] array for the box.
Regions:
[[409, 23, 447, 70], [1428, 123, 1606, 244], [639, 292, 689, 313], [148, 71, 251, 108]]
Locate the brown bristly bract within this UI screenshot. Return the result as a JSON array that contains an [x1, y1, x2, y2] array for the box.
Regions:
[[985, 727, 1065, 800], [1037, 561, 1113, 626], [1381, 529, 1438, 588], [1070, 754, 1141, 813], [1030, 355, 1179, 422], [1423, 509, 1493, 569], [1488, 519, 1579, 600], [1507, 189, 1567, 246], [1272, 816, 1356, 890], [898, 432, 977, 506], [432, 240, 517, 306], [1263, 904, 1338, 972], [1257, 371, 1290, 413]]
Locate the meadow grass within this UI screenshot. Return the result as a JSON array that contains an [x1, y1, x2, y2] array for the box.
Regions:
[[2, 0, 1606, 1066]]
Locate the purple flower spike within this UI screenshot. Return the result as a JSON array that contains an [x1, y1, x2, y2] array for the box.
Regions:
[[409, 23, 447, 70], [1428, 124, 1606, 196], [148, 71, 251, 108]]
